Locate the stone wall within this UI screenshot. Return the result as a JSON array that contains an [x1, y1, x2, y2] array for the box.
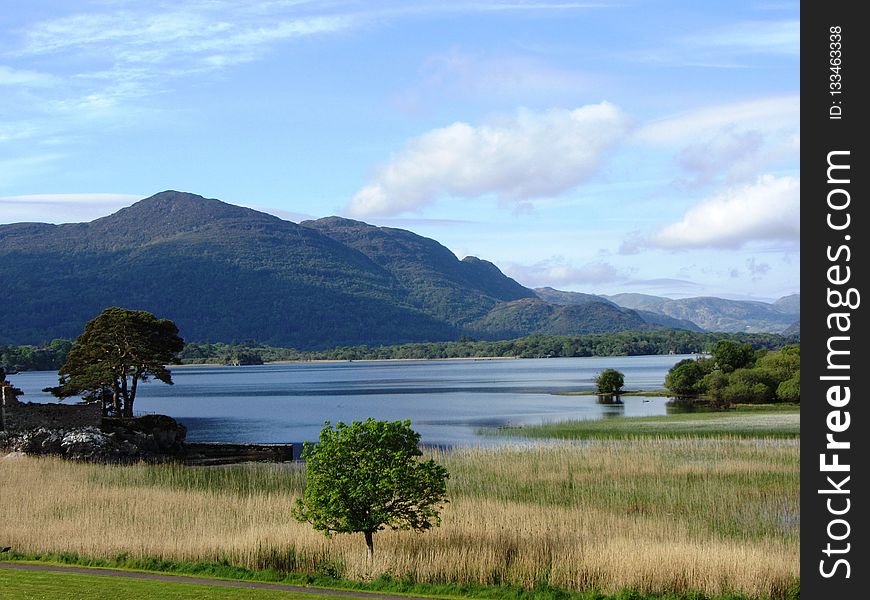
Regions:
[[1, 384, 102, 432]]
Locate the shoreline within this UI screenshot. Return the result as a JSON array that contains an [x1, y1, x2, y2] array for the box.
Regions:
[[170, 355, 521, 368]]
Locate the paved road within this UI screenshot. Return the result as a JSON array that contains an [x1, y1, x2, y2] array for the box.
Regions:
[[0, 562, 442, 599]]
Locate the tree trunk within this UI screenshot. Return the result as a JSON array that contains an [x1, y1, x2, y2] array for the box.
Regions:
[[364, 530, 374, 564], [111, 379, 121, 416], [120, 372, 131, 418], [127, 373, 139, 418]]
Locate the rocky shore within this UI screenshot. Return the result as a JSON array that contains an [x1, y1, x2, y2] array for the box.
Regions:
[[0, 414, 187, 463]]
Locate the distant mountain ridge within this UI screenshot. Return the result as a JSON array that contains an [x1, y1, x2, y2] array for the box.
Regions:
[[605, 292, 800, 334], [534, 287, 703, 332], [0, 191, 798, 346]]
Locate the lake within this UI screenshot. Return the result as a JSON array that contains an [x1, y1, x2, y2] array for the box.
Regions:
[[8, 355, 690, 447]]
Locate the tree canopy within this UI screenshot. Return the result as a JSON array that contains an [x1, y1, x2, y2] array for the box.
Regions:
[[292, 418, 449, 561], [46, 307, 184, 417], [595, 368, 625, 395]]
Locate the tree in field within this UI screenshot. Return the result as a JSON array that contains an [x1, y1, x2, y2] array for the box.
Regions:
[[292, 418, 449, 562], [46, 307, 184, 417], [594, 368, 625, 395]]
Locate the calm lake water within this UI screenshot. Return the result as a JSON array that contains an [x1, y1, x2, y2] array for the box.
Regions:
[[9, 355, 690, 447]]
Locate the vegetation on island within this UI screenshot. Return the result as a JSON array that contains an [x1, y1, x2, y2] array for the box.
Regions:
[[292, 419, 449, 561], [44, 308, 184, 417], [594, 368, 625, 395], [664, 340, 800, 406]]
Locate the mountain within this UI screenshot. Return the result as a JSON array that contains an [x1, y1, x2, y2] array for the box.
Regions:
[[782, 320, 800, 336], [534, 287, 616, 307], [773, 294, 800, 315], [466, 298, 651, 340], [535, 288, 702, 331], [301, 216, 535, 326], [1, 191, 797, 346], [0, 191, 546, 348], [1, 192, 458, 347], [606, 293, 800, 333]]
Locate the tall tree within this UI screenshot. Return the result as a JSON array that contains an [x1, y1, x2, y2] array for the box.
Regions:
[[292, 419, 449, 562], [46, 307, 184, 417]]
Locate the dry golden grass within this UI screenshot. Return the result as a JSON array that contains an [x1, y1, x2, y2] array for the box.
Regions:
[[0, 439, 799, 598]]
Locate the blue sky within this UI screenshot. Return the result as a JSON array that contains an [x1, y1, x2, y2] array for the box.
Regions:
[[0, 0, 799, 301]]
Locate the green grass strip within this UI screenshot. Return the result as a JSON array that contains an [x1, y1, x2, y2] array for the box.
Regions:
[[0, 568, 340, 600], [0, 553, 797, 600], [492, 406, 800, 439]]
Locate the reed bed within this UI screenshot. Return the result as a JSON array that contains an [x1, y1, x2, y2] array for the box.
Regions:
[[0, 439, 799, 598]]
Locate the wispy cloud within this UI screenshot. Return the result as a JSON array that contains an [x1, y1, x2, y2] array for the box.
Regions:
[[635, 95, 798, 188], [0, 65, 57, 87], [685, 19, 799, 56], [16, 4, 353, 100], [0, 193, 142, 224], [0, 1, 359, 194], [503, 258, 623, 288], [347, 102, 631, 217], [635, 95, 798, 145], [393, 49, 596, 110], [676, 128, 765, 186], [628, 18, 799, 68]]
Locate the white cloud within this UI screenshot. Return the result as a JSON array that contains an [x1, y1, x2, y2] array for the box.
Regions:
[[650, 174, 799, 249], [347, 102, 631, 217]]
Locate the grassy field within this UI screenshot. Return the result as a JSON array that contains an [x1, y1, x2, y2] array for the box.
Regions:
[[493, 405, 800, 439], [0, 568, 343, 599], [0, 438, 798, 599]]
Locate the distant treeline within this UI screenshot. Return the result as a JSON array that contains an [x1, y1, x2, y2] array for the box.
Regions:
[[179, 330, 796, 363], [0, 339, 72, 372], [2, 330, 798, 372]]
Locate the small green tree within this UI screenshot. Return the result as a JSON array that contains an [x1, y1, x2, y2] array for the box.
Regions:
[[594, 368, 625, 395], [292, 419, 449, 562], [46, 307, 184, 417]]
